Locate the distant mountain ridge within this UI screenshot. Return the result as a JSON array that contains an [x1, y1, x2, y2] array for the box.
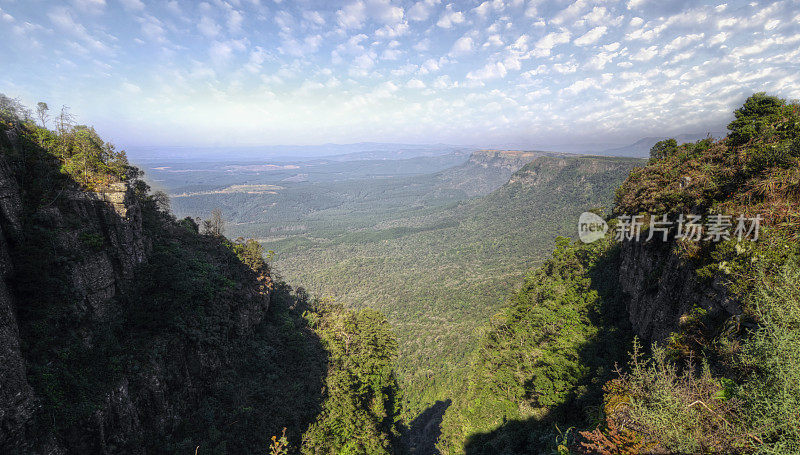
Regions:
[[127, 142, 471, 162], [430, 149, 566, 197]]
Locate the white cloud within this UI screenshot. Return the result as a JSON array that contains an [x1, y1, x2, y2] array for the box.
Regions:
[[407, 78, 426, 88], [209, 39, 246, 66], [473, 0, 505, 18], [280, 34, 323, 57], [72, 0, 106, 14], [413, 38, 431, 51], [450, 35, 473, 55], [437, 6, 465, 28], [199, 16, 221, 37], [709, 32, 728, 46], [228, 9, 244, 33], [552, 0, 589, 25], [122, 81, 142, 93], [582, 6, 615, 26], [524, 0, 539, 18], [349, 52, 376, 76], [375, 21, 409, 38], [764, 19, 780, 30], [662, 33, 704, 54], [467, 61, 506, 80], [631, 45, 658, 61], [484, 34, 503, 47], [433, 74, 457, 88], [166, 1, 181, 15], [574, 26, 607, 46], [337, 1, 367, 29], [533, 29, 570, 57], [367, 0, 405, 24], [627, 0, 647, 9], [303, 10, 325, 26], [48, 7, 111, 53], [119, 0, 144, 11], [408, 0, 438, 21], [139, 15, 166, 42], [274, 10, 295, 33], [553, 62, 577, 73], [561, 77, 600, 95], [244, 46, 270, 73], [382, 48, 403, 60], [0, 8, 13, 23]]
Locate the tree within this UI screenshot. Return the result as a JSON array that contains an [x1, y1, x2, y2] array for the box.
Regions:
[[727, 92, 787, 147], [203, 209, 225, 237], [649, 138, 678, 162], [36, 102, 49, 128], [302, 304, 403, 455], [232, 237, 268, 273], [0, 93, 31, 121], [56, 105, 75, 136], [151, 190, 170, 213]]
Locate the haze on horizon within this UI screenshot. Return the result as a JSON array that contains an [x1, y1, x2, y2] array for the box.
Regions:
[[1, 0, 798, 152]]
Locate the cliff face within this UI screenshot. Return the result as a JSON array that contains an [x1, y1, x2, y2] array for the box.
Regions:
[[0, 141, 277, 453], [617, 239, 739, 342], [505, 155, 737, 344], [0, 148, 153, 452], [432, 150, 556, 197], [0, 153, 37, 451]]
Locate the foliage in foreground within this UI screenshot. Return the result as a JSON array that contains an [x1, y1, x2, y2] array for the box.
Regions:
[[581, 261, 800, 455], [437, 236, 629, 454], [302, 301, 404, 455]]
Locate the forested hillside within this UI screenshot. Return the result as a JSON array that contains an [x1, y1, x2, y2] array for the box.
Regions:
[[0, 95, 402, 454], [264, 155, 641, 415], [437, 93, 800, 454]]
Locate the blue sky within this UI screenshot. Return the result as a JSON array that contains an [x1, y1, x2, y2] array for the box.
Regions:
[[1, 0, 798, 149]]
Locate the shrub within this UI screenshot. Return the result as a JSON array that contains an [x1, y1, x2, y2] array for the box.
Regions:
[[738, 262, 800, 454]]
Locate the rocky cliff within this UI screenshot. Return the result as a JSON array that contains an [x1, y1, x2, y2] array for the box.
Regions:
[[431, 149, 559, 197], [617, 238, 740, 343], [0, 152, 38, 451], [0, 137, 160, 448], [0, 122, 309, 453]]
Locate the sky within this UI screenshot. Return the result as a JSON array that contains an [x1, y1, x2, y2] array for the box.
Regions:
[[1, 0, 799, 150]]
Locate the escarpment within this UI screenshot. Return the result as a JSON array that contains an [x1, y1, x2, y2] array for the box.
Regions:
[[0, 120, 284, 453]]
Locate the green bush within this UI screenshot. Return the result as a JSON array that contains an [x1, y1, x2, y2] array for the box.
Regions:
[[727, 93, 790, 147], [302, 302, 403, 455], [738, 262, 800, 454], [649, 138, 678, 162]]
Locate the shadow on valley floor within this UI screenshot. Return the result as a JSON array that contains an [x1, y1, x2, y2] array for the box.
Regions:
[[407, 399, 452, 455]]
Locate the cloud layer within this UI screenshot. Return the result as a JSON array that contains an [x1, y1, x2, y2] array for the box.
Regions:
[[1, 0, 798, 148]]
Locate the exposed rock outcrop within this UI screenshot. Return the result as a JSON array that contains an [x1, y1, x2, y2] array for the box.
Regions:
[[617, 230, 740, 343], [432, 150, 559, 197], [0, 146, 274, 452], [0, 153, 37, 451]]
